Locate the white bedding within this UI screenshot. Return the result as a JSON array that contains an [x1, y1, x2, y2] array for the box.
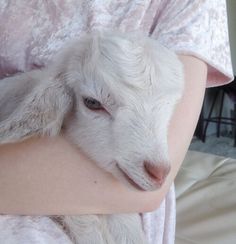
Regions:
[[175, 151, 236, 244]]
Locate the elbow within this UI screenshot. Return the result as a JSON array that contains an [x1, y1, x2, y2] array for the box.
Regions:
[[143, 199, 162, 213], [138, 191, 165, 213]]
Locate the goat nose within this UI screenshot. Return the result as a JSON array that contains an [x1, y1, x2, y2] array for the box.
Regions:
[[144, 161, 171, 186]]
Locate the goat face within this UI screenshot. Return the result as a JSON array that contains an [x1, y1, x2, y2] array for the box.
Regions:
[[61, 33, 184, 191], [0, 32, 184, 191]]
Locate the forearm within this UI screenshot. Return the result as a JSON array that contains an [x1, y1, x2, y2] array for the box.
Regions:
[[0, 136, 155, 215], [0, 55, 207, 215]]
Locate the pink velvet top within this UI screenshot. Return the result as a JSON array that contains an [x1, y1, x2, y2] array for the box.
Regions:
[[0, 1, 233, 244], [0, 0, 233, 85]]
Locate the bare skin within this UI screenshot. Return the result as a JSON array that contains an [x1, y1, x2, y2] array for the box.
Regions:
[[0, 55, 207, 215]]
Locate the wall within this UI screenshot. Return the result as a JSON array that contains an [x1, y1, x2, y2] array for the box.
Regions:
[[227, 0, 236, 74]]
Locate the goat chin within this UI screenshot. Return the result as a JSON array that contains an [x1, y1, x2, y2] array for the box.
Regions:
[[0, 31, 184, 243]]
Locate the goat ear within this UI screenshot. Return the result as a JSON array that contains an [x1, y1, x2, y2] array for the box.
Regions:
[[0, 76, 74, 144]]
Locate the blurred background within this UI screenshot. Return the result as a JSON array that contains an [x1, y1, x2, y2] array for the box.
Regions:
[[175, 3, 236, 243], [190, 0, 236, 159]]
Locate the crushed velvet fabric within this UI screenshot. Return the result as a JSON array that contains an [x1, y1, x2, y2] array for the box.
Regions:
[[0, 1, 233, 244], [0, 0, 233, 85]]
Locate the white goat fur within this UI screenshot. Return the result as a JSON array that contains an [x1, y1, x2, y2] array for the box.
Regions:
[[0, 31, 184, 243]]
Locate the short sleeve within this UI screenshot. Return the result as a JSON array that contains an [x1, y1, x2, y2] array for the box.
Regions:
[[151, 0, 234, 87]]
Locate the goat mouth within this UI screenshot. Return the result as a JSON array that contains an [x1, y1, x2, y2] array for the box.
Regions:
[[116, 164, 146, 191]]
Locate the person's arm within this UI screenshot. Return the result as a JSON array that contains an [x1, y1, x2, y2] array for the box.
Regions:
[[0, 55, 207, 215]]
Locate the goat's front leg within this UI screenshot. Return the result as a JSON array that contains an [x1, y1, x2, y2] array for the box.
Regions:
[[107, 214, 147, 244], [57, 214, 147, 244], [59, 215, 109, 244]]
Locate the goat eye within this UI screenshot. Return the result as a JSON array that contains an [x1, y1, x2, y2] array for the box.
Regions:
[[83, 97, 103, 110]]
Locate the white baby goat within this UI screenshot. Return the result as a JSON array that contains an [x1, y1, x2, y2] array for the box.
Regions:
[[0, 31, 184, 244]]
